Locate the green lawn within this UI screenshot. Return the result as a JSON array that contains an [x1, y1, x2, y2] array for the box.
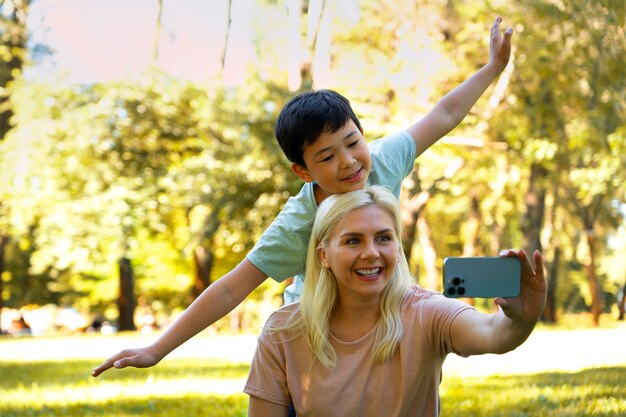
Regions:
[[440, 367, 625, 417], [1, 319, 625, 417]]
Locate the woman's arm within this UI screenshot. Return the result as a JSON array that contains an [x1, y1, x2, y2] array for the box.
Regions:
[[449, 250, 547, 355], [248, 396, 290, 417]]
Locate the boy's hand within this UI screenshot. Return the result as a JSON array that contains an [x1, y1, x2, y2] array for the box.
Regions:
[[495, 249, 547, 324], [489, 16, 513, 73], [91, 346, 161, 377]]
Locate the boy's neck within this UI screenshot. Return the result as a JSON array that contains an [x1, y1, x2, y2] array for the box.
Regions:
[[313, 183, 330, 205]]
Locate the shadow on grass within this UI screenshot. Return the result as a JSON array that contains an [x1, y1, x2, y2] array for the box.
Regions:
[[0, 358, 251, 389], [441, 366, 626, 417], [0, 393, 249, 417]]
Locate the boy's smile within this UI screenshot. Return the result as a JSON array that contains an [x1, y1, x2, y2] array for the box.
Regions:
[[292, 120, 372, 204]]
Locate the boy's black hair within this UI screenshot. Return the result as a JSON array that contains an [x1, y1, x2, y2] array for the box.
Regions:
[[274, 89, 362, 168]]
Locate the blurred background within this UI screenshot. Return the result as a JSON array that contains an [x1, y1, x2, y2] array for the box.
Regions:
[[0, 0, 624, 338]]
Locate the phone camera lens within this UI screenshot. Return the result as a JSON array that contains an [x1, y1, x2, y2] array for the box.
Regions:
[[447, 287, 456, 296], [452, 277, 462, 286], [457, 287, 466, 296]]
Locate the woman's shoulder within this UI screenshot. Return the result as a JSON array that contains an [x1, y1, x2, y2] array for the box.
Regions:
[[404, 285, 440, 300], [262, 302, 302, 332], [401, 285, 450, 309]]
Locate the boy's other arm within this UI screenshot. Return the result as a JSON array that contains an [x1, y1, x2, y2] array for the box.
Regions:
[[449, 250, 547, 356], [92, 258, 267, 377], [407, 16, 513, 157]]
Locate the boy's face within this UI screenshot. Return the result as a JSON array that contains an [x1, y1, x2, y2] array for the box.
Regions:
[[292, 120, 371, 200]]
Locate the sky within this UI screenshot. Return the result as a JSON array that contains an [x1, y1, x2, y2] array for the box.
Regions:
[[26, 0, 254, 84]]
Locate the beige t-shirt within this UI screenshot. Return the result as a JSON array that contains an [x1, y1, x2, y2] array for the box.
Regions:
[[244, 286, 474, 417]]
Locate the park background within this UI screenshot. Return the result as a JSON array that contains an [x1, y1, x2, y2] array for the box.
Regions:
[[0, 0, 624, 416]]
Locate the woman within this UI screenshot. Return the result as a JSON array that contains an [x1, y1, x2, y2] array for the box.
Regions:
[[245, 186, 546, 417]]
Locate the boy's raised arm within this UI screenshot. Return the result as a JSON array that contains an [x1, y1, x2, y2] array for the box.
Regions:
[[91, 258, 267, 377], [407, 16, 513, 157]]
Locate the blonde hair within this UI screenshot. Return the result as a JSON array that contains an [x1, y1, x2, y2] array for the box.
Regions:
[[270, 186, 415, 368]]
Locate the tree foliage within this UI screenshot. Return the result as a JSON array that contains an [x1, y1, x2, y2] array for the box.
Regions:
[[0, 0, 623, 328]]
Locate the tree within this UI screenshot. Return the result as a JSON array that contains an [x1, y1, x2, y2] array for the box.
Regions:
[[490, 0, 625, 324], [0, 0, 29, 135], [0, 0, 30, 332]]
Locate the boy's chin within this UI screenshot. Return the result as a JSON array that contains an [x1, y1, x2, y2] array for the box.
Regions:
[[336, 182, 368, 195]]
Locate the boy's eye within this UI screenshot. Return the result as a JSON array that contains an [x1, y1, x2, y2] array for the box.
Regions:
[[321, 154, 334, 162], [347, 140, 359, 148]]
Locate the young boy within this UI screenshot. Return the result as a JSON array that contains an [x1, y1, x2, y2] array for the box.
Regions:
[[92, 16, 513, 377]]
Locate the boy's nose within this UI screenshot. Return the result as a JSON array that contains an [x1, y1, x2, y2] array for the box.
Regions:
[[339, 153, 356, 169]]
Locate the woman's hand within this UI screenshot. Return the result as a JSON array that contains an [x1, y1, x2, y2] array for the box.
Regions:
[[495, 249, 547, 324]]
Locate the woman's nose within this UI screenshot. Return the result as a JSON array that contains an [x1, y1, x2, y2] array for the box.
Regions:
[[361, 241, 379, 260]]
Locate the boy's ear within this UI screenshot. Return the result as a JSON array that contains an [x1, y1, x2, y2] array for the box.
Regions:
[[291, 162, 314, 183]]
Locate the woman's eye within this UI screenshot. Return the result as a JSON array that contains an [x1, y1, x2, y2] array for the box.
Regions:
[[377, 235, 393, 243], [346, 238, 359, 245]]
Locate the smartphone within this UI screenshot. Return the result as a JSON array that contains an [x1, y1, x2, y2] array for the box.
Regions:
[[442, 257, 521, 298]]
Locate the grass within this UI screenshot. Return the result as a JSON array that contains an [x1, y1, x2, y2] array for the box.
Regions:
[[0, 357, 250, 417], [440, 367, 625, 417], [1, 317, 625, 416]]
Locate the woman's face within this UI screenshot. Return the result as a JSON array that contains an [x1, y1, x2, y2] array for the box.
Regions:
[[319, 205, 399, 300]]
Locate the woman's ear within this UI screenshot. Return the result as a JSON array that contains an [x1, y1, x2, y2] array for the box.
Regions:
[[291, 162, 313, 183], [318, 246, 330, 269]]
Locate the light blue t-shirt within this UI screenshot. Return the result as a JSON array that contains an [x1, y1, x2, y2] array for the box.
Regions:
[[246, 130, 416, 303]]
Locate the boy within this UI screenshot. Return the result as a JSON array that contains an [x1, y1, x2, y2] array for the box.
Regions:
[[92, 16, 512, 377]]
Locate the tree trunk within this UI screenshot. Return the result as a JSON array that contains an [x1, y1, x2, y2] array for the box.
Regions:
[[0, 0, 28, 136], [521, 164, 547, 255], [286, 0, 304, 91], [0, 2, 29, 333], [401, 204, 419, 270], [117, 257, 136, 331], [221, 0, 233, 72], [400, 170, 432, 280], [541, 190, 561, 323], [310, 0, 332, 88], [0, 234, 8, 333], [152, 0, 163, 66], [460, 193, 480, 306], [192, 244, 213, 300], [462, 193, 480, 257], [584, 230, 602, 327], [400, 165, 461, 284], [417, 215, 439, 291], [618, 278, 625, 321], [542, 246, 560, 322], [488, 222, 504, 255], [400, 171, 422, 272]]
